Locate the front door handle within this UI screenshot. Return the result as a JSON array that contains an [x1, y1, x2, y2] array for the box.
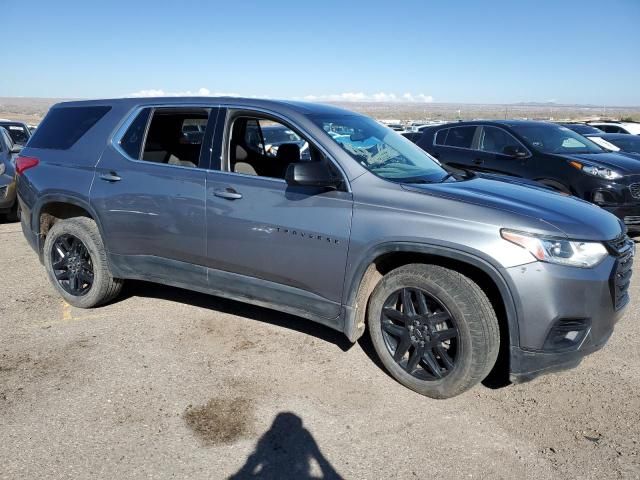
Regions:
[[473, 158, 484, 165], [214, 188, 243, 200], [100, 172, 121, 182]]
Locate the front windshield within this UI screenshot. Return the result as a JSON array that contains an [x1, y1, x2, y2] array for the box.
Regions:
[[310, 114, 449, 183], [510, 124, 603, 154]]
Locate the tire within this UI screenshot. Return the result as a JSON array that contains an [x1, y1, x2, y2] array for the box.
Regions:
[[367, 264, 499, 399], [5, 203, 20, 222], [43, 217, 123, 308]]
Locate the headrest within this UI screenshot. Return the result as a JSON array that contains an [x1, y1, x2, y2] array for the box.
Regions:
[[235, 144, 248, 161], [276, 143, 300, 163]]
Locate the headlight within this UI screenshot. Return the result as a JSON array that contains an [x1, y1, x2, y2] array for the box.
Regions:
[[569, 160, 621, 180], [501, 229, 608, 268]]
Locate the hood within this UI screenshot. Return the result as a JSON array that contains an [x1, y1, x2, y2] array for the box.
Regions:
[[403, 176, 622, 241], [561, 151, 640, 174]]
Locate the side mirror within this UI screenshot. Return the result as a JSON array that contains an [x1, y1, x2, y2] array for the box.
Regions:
[[10, 144, 23, 154], [285, 162, 341, 188], [503, 145, 527, 158]]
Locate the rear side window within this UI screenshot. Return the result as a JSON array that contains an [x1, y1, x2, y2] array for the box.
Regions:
[[29, 106, 111, 150], [125, 107, 211, 168], [444, 126, 476, 148]]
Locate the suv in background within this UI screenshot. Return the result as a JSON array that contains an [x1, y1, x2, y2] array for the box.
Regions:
[[417, 120, 640, 232], [587, 121, 640, 135], [0, 120, 32, 146], [16, 98, 633, 398], [0, 127, 22, 221]]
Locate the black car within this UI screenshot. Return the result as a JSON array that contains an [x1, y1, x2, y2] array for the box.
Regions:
[[417, 120, 640, 231], [585, 133, 640, 157], [0, 121, 32, 146]]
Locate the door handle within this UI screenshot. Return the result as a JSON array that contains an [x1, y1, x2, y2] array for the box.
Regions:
[[100, 172, 121, 182], [214, 188, 243, 200], [473, 158, 484, 165]]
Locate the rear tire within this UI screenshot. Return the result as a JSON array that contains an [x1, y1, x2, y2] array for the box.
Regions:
[[367, 264, 499, 399], [43, 217, 123, 308]]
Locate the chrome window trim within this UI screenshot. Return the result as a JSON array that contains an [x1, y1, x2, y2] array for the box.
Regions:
[[110, 103, 215, 172], [110, 103, 352, 191]]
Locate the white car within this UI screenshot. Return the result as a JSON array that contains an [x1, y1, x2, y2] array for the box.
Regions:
[[587, 121, 640, 135]]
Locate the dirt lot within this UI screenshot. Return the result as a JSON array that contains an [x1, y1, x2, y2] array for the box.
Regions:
[[0, 219, 638, 479]]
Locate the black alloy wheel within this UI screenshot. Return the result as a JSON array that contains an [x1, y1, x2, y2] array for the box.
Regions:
[[51, 233, 94, 296], [380, 287, 459, 380]]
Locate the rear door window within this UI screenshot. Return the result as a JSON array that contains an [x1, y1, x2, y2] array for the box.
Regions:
[[443, 126, 477, 148], [133, 107, 212, 169], [28, 106, 111, 150]]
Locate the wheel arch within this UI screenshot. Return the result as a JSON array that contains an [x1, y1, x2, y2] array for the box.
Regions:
[[343, 243, 520, 382], [32, 194, 106, 259]]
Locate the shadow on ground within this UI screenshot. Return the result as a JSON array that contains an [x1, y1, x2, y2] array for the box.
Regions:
[[229, 412, 343, 480], [120, 280, 353, 352]]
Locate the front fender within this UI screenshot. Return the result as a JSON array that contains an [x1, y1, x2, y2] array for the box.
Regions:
[[342, 241, 521, 349]]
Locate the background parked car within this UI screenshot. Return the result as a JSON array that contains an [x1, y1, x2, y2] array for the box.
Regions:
[[587, 120, 640, 135], [585, 133, 640, 157], [558, 123, 622, 151], [0, 127, 22, 221], [416, 120, 640, 231], [0, 120, 32, 146]]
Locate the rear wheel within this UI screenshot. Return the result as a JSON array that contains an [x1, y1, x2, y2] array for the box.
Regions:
[[43, 217, 123, 308], [368, 264, 499, 398]]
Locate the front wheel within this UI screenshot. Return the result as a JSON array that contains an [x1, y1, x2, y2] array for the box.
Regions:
[[368, 264, 499, 399], [43, 217, 123, 308]]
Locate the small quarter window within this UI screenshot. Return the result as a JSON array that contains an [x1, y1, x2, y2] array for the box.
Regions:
[[434, 129, 448, 145], [120, 108, 151, 159]]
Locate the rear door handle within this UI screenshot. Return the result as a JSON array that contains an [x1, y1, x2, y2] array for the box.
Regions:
[[100, 172, 121, 182], [214, 188, 243, 200]]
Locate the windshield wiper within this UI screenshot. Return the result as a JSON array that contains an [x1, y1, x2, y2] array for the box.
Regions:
[[438, 168, 475, 183]]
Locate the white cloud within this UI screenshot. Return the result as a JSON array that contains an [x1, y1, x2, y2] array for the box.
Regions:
[[127, 87, 241, 97], [303, 92, 433, 103], [126, 87, 434, 103]]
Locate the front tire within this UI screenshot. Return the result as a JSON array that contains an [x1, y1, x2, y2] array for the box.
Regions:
[[368, 264, 499, 399], [43, 217, 123, 308]]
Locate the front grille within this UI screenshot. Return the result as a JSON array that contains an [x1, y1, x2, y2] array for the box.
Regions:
[[606, 234, 634, 310], [624, 216, 640, 226], [630, 183, 640, 199]]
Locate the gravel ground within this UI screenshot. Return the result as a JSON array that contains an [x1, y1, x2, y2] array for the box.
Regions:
[[0, 220, 638, 479]]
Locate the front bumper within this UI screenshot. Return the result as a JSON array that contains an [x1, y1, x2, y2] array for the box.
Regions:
[[601, 204, 640, 232], [0, 175, 16, 212], [504, 241, 632, 382]]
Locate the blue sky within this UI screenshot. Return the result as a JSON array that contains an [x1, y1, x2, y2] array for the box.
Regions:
[[3, 0, 639, 105]]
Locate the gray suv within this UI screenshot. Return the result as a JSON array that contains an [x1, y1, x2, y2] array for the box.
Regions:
[[16, 98, 634, 398]]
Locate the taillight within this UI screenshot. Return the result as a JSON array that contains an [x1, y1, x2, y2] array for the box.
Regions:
[[15, 156, 39, 175]]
